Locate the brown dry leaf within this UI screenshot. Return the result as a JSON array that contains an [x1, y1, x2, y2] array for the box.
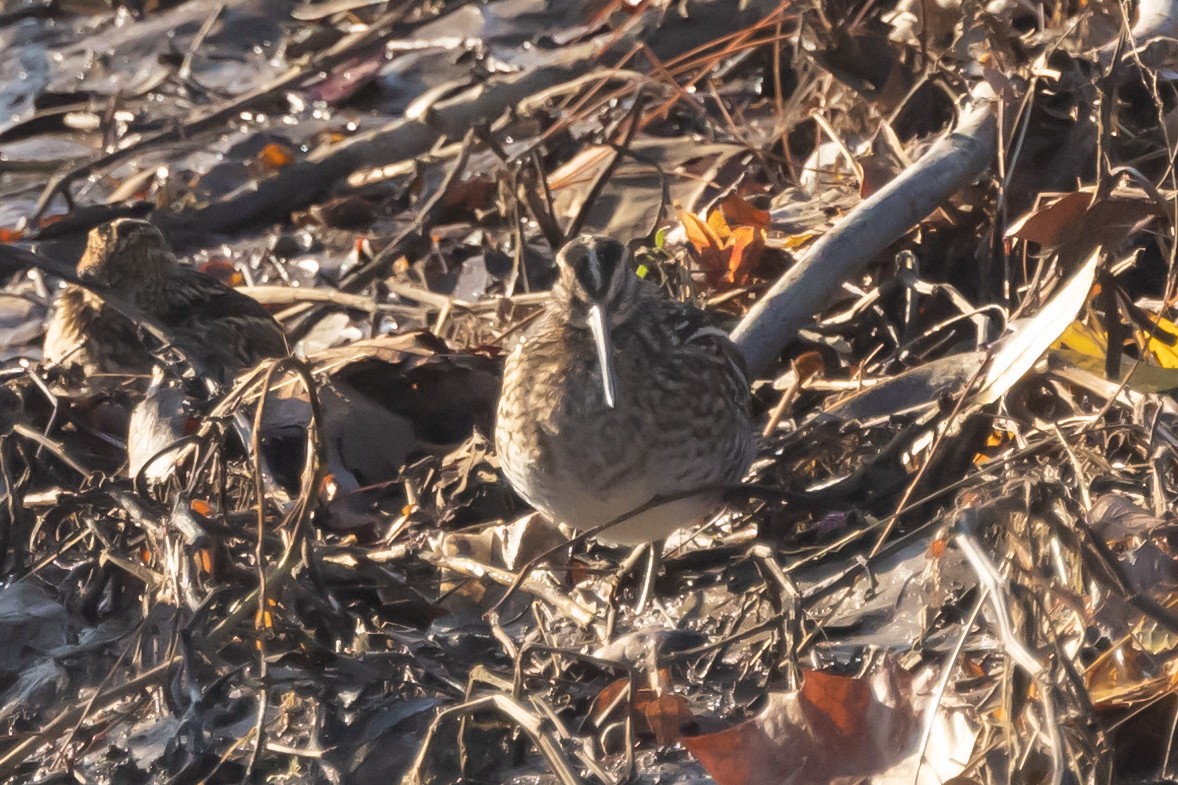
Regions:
[[547, 144, 614, 190], [641, 691, 694, 746], [856, 154, 899, 199], [1083, 193, 1164, 248], [1006, 191, 1095, 247], [591, 668, 690, 746], [718, 194, 771, 228], [1007, 187, 1162, 251], [798, 668, 874, 742], [792, 351, 826, 383], [683, 666, 921, 785], [1090, 493, 1161, 548]]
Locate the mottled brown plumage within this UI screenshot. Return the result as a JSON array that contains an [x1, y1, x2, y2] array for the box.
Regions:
[[495, 235, 753, 545], [43, 219, 288, 382]]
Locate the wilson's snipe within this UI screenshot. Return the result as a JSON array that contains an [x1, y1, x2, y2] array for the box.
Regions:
[[495, 235, 753, 545], [44, 218, 288, 383]]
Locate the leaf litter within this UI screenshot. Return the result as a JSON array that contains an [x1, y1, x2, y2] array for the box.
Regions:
[[1, 0, 1178, 783]]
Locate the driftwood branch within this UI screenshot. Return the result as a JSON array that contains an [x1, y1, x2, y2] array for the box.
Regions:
[[732, 100, 998, 377], [731, 0, 1178, 379]]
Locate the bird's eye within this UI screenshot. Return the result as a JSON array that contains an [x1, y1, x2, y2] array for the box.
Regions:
[[595, 241, 623, 275]]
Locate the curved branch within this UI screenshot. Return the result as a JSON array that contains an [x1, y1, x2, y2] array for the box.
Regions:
[[731, 100, 998, 377]]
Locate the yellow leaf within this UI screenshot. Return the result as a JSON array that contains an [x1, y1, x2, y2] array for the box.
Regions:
[[1052, 348, 1178, 393], [775, 230, 822, 250], [1053, 320, 1107, 359], [1144, 314, 1178, 369]]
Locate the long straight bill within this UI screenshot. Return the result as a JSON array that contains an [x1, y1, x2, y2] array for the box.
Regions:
[[587, 304, 616, 408]]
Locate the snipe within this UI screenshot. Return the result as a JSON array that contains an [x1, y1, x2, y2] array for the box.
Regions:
[[43, 218, 288, 383], [495, 235, 753, 546]]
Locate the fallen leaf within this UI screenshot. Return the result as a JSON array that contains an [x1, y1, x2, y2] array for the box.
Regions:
[[197, 258, 246, 287], [798, 668, 875, 743], [726, 225, 764, 285], [708, 203, 733, 241], [1143, 313, 1178, 368], [684, 666, 923, 785], [256, 142, 296, 171], [977, 248, 1099, 405], [1006, 191, 1095, 247], [718, 194, 771, 228], [642, 691, 694, 746], [680, 209, 725, 253]]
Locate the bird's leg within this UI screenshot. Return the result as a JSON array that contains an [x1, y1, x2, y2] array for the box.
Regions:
[[612, 540, 663, 614], [598, 541, 653, 621], [633, 542, 662, 614]]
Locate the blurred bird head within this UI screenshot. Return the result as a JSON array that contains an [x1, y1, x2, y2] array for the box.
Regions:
[[554, 235, 641, 408], [77, 218, 176, 299]]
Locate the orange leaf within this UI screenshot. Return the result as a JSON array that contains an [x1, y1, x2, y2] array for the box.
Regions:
[[707, 205, 733, 242], [680, 210, 724, 253], [718, 194, 770, 229], [591, 677, 629, 722], [592, 669, 690, 746], [685, 666, 921, 785], [195, 548, 214, 574], [257, 142, 295, 171], [198, 258, 245, 287], [798, 669, 872, 740], [0, 227, 24, 243], [725, 226, 764, 286], [640, 692, 694, 746], [255, 608, 274, 629]]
